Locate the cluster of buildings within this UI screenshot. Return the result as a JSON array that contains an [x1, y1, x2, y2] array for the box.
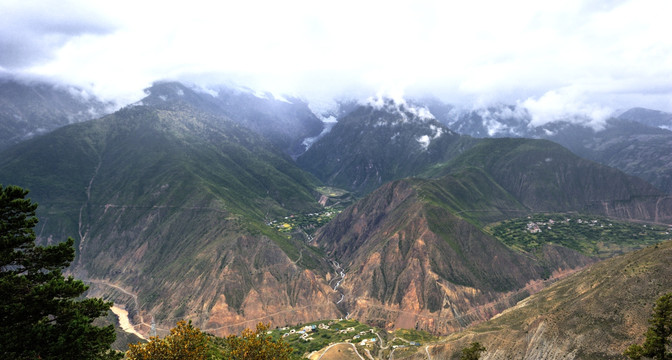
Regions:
[[281, 324, 317, 341], [525, 217, 561, 233], [350, 328, 377, 346], [526, 222, 543, 233], [525, 217, 614, 234]]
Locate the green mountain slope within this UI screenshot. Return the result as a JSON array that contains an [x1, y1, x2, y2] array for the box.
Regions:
[[431, 240, 672, 359], [426, 138, 672, 221], [0, 104, 340, 335]]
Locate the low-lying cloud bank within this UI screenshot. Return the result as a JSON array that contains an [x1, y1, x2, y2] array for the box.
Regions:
[[1, 0, 670, 125]]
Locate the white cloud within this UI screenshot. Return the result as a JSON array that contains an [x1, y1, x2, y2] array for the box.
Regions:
[[0, 0, 116, 67], [521, 88, 614, 129], [407, 105, 434, 121], [0, 0, 670, 114], [417, 135, 430, 150]]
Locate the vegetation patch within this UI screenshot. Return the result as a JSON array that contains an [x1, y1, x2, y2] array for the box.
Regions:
[[316, 186, 350, 198], [391, 328, 438, 343], [488, 213, 671, 257], [260, 318, 437, 358], [269, 209, 342, 236], [263, 319, 377, 358]]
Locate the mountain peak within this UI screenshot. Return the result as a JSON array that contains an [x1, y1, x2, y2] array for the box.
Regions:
[[617, 107, 672, 130], [297, 99, 467, 194], [132, 80, 324, 156], [364, 96, 435, 122]]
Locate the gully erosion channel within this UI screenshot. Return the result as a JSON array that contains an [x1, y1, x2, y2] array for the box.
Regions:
[[97, 258, 351, 340], [330, 260, 350, 318]]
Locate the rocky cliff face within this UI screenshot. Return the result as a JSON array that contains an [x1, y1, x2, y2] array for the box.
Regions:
[[428, 240, 672, 359], [85, 233, 340, 337]]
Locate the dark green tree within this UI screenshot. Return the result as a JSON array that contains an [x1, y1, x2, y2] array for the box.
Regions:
[[460, 341, 486, 360], [624, 292, 672, 360], [0, 185, 121, 359]]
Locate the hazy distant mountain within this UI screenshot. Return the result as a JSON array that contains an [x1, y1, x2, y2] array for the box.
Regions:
[[548, 119, 672, 196], [431, 240, 672, 359], [430, 102, 672, 194], [0, 103, 340, 335], [314, 137, 672, 334], [0, 77, 111, 150], [140, 81, 324, 156], [297, 99, 476, 194], [617, 107, 672, 130]]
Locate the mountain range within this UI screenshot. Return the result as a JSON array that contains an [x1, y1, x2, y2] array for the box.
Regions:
[[1, 79, 671, 357], [432, 103, 672, 194]]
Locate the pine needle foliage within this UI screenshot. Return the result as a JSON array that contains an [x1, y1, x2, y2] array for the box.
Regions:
[[0, 184, 120, 360]]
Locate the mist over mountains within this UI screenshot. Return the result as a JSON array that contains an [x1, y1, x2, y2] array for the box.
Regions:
[[0, 77, 112, 151], [138, 81, 324, 156]]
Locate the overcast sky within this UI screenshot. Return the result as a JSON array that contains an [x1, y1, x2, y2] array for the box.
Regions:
[[1, 0, 671, 121]]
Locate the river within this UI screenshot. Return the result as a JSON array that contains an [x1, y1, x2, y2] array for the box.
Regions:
[[111, 305, 147, 340]]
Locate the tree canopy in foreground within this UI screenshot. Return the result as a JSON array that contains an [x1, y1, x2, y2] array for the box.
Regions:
[[127, 321, 293, 360], [625, 292, 672, 360], [0, 184, 120, 359]]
